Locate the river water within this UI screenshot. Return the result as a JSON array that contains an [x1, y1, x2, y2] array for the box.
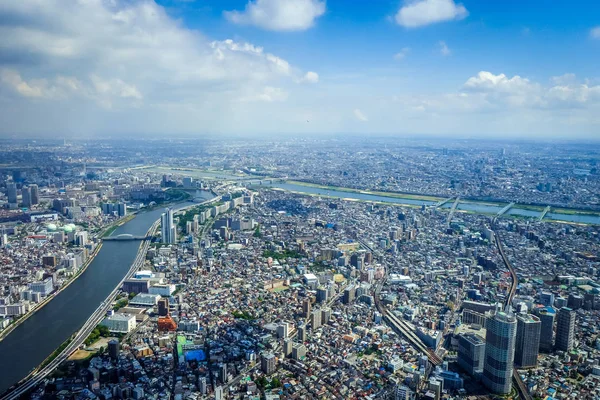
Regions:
[[266, 182, 600, 225], [0, 194, 213, 394]]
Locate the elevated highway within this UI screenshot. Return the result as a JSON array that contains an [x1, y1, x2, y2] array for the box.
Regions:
[[493, 228, 532, 400]]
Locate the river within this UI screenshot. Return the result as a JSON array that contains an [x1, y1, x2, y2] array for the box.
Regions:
[[266, 182, 600, 225], [0, 193, 213, 394]]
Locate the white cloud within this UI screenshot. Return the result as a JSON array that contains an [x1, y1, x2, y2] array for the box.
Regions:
[[439, 41, 451, 56], [395, 0, 468, 28], [241, 86, 289, 102], [394, 47, 411, 60], [0, 0, 317, 117], [224, 0, 326, 31], [300, 71, 319, 83], [591, 26, 600, 40], [353, 109, 368, 122]]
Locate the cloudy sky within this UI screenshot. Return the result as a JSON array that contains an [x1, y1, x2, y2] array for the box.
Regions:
[[1, 0, 599, 139]]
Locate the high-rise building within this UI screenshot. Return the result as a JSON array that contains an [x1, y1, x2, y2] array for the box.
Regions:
[[515, 314, 541, 368], [310, 309, 322, 329], [158, 298, 169, 316], [567, 294, 584, 310], [298, 325, 307, 342], [277, 322, 289, 338], [343, 286, 355, 304], [321, 308, 331, 324], [302, 298, 311, 317], [457, 333, 485, 377], [161, 208, 177, 244], [555, 307, 576, 352], [117, 202, 127, 217], [29, 184, 39, 205], [108, 339, 120, 360], [283, 338, 293, 357], [539, 292, 554, 307], [21, 186, 31, 207], [6, 183, 17, 205], [482, 312, 517, 394], [292, 343, 306, 360], [198, 377, 207, 394], [261, 353, 276, 374], [316, 287, 328, 303], [536, 307, 555, 352], [218, 363, 227, 383]]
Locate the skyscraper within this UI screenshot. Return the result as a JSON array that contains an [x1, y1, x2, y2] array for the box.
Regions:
[[21, 186, 31, 207], [29, 184, 39, 205], [261, 353, 276, 374], [161, 208, 177, 244], [555, 307, 576, 352], [482, 312, 517, 394], [158, 298, 169, 317], [457, 333, 485, 377], [515, 314, 541, 368], [6, 183, 17, 205], [536, 307, 555, 352], [117, 202, 127, 217]]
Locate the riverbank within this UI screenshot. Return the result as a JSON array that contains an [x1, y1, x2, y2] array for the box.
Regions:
[[0, 215, 135, 343], [265, 182, 600, 225], [285, 180, 444, 202], [0, 195, 222, 397], [282, 180, 600, 216]]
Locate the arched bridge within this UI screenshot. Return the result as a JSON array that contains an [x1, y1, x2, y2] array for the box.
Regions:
[[103, 234, 151, 241]]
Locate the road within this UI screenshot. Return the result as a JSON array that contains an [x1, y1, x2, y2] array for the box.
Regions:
[[359, 237, 443, 367], [493, 227, 533, 400]]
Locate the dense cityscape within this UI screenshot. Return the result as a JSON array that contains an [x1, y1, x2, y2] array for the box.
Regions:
[[0, 138, 599, 400]]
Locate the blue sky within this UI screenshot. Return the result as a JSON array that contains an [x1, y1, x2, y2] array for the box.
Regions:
[[0, 0, 599, 138]]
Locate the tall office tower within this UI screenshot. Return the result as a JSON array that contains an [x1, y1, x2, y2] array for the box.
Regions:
[[108, 339, 120, 360], [302, 298, 311, 317], [198, 377, 207, 394], [555, 307, 576, 352], [539, 291, 554, 307], [536, 307, 556, 352], [117, 202, 127, 217], [21, 186, 31, 207], [316, 286, 328, 303], [29, 184, 39, 205], [161, 208, 177, 244], [283, 338, 293, 357], [261, 353, 276, 375], [343, 286, 356, 304], [457, 333, 485, 377], [6, 183, 17, 204], [276, 322, 289, 338], [515, 314, 541, 368], [298, 325, 307, 342], [482, 312, 517, 394], [158, 298, 169, 316], [567, 294, 584, 310], [310, 309, 322, 329], [218, 363, 227, 383]]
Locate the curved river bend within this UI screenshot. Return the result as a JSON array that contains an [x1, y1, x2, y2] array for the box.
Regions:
[[0, 195, 212, 394]]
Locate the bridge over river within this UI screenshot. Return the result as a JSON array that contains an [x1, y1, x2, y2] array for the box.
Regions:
[[102, 234, 151, 241]]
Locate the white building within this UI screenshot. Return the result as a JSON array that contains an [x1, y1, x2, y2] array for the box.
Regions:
[[129, 293, 161, 307], [29, 277, 54, 296], [149, 284, 176, 297], [101, 313, 137, 333], [161, 208, 177, 244]]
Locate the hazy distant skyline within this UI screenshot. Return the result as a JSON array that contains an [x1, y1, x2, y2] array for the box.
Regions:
[[0, 0, 599, 139]]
